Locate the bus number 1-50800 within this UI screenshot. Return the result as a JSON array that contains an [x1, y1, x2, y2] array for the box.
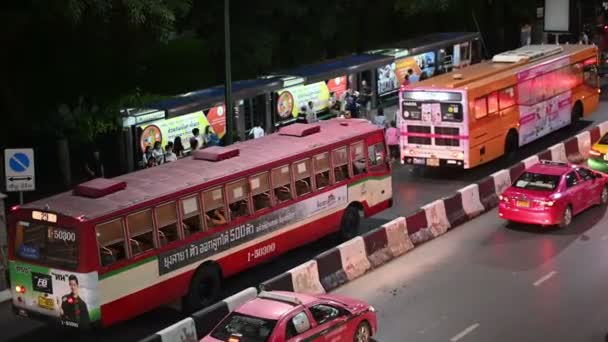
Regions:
[[247, 243, 276, 262]]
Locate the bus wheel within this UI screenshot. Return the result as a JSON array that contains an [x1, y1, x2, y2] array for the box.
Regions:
[[183, 263, 222, 313], [571, 101, 583, 125], [504, 130, 519, 161], [340, 205, 361, 241]]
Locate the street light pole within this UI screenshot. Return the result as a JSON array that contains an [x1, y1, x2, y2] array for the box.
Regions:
[[224, 0, 233, 145]]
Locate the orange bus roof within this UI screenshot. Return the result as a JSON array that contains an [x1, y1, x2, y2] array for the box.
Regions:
[[411, 44, 597, 91], [22, 119, 381, 221]]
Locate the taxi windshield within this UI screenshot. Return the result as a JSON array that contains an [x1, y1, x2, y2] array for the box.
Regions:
[[211, 312, 277, 342], [513, 172, 560, 191], [14, 221, 78, 270]]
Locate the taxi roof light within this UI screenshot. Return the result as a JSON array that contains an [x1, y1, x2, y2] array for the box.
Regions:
[[258, 291, 303, 306]]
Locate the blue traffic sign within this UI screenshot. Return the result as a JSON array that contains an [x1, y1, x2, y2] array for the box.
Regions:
[[9, 152, 30, 173]]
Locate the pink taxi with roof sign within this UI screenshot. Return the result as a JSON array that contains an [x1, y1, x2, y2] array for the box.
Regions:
[[498, 160, 608, 228]]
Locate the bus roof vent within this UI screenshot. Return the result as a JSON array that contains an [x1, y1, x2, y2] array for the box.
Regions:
[[73, 178, 127, 198], [492, 45, 564, 63], [279, 123, 321, 137], [193, 146, 240, 161]]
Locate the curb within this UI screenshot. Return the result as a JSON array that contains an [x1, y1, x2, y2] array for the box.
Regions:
[[0, 289, 11, 303]]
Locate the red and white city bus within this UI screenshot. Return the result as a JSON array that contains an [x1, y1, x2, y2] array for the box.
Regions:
[[7, 119, 392, 328]]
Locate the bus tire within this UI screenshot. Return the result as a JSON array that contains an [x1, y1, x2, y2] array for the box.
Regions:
[[183, 262, 222, 313], [571, 101, 583, 125], [340, 205, 361, 241], [504, 130, 519, 161]]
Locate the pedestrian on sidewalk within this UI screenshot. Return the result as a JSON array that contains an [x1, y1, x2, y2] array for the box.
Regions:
[[385, 121, 400, 163]]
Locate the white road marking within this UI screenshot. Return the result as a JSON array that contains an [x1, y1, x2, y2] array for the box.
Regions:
[[533, 271, 557, 287], [450, 323, 480, 342]]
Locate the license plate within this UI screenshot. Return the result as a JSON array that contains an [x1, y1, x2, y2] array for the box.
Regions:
[[516, 200, 530, 208], [604, 154, 608, 161], [413, 158, 425, 165], [427, 158, 440, 167], [38, 296, 54, 310]]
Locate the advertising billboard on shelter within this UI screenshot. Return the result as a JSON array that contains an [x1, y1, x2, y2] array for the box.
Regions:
[[137, 105, 227, 153], [377, 52, 436, 96], [275, 76, 347, 124]]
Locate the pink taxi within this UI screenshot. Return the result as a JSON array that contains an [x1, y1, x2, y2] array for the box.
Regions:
[[201, 291, 377, 342], [498, 160, 608, 228]]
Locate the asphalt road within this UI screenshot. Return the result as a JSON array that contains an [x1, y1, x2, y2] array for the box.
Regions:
[[3, 100, 608, 341], [335, 204, 608, 342]]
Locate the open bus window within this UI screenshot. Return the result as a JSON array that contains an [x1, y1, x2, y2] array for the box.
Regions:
[[272, 165, 293, 203], [368, 143, 387, 168], [227, 179, 251, 219], [96, 219, 126, 266], [14, 221, 79, 270], [155, 202, 180, 246], [127, 209, 155, 255], [250, 172, 272, 212], [314, 153, 331, 190], [351, 142, 367, 175], [203, 187, 227, 228], [181, 196, 203, 236], [293, 159, 312, 196], [332, 147, 350, 182]]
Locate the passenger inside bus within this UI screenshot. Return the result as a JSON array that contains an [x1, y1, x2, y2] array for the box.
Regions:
[[315, 171, 330, 189], [353, 159, 367, 175], [205, 208, 227, 227], [230, 200, 250, 218]]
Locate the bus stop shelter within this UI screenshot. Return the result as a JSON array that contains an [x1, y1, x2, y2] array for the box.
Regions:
[[269, 53, 394, 126], [367, 32, 482, 102], [120, 77, 284, 172]]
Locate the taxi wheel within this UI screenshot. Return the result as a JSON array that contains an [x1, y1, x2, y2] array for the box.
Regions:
[[183, 263, 221, 313], [340, 205, 361, 241], [354, 321, 371, 342], [558, 205, 572, 228], [601, 186, 608, 206]]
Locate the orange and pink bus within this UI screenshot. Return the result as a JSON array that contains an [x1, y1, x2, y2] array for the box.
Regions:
[[7, 119, 392, 328]]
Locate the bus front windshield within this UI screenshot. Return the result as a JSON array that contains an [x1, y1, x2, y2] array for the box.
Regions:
[[14, 221, 79, 270]]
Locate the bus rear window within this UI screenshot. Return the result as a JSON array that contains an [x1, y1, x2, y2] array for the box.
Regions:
[[14, 221, 78, 270]]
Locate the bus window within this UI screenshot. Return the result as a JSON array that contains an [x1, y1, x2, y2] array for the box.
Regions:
[[487, 92, 498, 114], [351, 142, 367, 175], [227, 179, 251, 219], [251, 172, 272, 211], [498, 87, 515, 109], [314, 152, 331, 189], [272, 165, 293, 203], [15, 221, 79, 270], [181, 196, 203, 236], [203, 187, 227, 228], [584, 64, 598, 88], [368, 143, 387, 168], [293, 159, 312, 196], [474, 97, 487, 119], [155, 202, 179, 246], [332, 147, 349, 182], [127, 209, 155, 254], [96, 219, 126, 266]]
